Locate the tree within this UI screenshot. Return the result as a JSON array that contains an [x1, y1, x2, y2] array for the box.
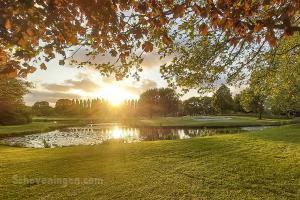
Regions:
[[138, 89, 159, 118], [1, 0, 300, 83], [233, 94, 245, 113], [247, 34, 300, 118], [240, 88, 265, 120], [138, 88, 179, 118], [158, 88, 180, 116], [212, 84, 233, 114], [55, 99, 73, 116], [201, 96, 215, 115], [183, 97, 202, 116], [183, 96, 214, 116], [32, 101, 55, 116], [0, 76, 31, 125]]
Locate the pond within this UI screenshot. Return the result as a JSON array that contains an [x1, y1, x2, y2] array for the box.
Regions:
[[0, 123, 273, 148]]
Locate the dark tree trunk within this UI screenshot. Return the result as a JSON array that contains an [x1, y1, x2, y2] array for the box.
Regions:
[[259, 112, 262, 120]]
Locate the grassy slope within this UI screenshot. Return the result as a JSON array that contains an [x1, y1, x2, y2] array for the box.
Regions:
[[0, 121, 82, 138], [128, 116, 297, 127], [1, 125, 300, 199]]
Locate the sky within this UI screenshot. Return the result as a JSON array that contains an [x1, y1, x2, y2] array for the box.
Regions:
[[24, 51, 199, 106], [24, 49, 244, 106]]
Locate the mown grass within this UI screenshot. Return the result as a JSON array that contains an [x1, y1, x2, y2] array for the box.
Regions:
[[127, 115, 298, 127], [0, 125, 300, 199], [0, 121, 83, 138]]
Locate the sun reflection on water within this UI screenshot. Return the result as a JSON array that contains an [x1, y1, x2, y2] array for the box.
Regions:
[[112, 127, 122, 139]]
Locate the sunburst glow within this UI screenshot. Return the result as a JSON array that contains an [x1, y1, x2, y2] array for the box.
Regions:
[[98, 85, 136, 106]]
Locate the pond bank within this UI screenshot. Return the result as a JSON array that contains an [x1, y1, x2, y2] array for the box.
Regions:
[[0, 121, 85, 138]]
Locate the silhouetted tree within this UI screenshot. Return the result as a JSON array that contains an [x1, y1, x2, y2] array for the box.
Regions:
[[55, 99, 73, 116], [32, 101, 55, 116], [138, 88, 179, 117]]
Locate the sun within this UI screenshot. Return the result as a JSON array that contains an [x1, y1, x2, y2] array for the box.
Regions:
[[110, 97, 122, 106], [99, 85, 127, 106]]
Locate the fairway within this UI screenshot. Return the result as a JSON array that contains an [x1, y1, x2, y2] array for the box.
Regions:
[[1, 125, 300, 199]]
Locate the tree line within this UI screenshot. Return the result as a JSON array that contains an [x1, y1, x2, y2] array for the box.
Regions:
[[32, 98, 138, 117], [32, 85, 300, 120], [1, 75, 299, 125]]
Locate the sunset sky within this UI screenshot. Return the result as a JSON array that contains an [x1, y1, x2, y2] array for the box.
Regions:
[[24, 51, 187, 106], [24, 50, 242, 106]]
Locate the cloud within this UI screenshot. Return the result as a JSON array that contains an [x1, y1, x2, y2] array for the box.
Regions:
[[123, 79, 157, 95], [141, 53, 172, 69], [102, 76, 115, 84], [71, 48, 172, 70], [42, 84, 70, 92], [42, 77, 99, 93], [64, 79, 99, 92], [24, 90, 81, 106]]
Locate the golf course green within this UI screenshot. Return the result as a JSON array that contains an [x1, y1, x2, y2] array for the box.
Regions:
[[0, 120, 300, 199]]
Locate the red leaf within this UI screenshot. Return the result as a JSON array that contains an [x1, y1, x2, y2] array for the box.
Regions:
[[142, 41, 153, 52], [199, 23, 208, 36], [173, 4, 185, 18]]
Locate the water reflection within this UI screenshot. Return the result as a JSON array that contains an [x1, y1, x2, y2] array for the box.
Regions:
[[0, 124, 272, 148]]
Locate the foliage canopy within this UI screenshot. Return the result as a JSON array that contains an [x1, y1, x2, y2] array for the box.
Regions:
[[1, 0, 300, 89]]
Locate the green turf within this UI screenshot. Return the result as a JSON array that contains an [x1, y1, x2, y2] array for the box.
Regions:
[[0, 121, 82, 138], [0, 125, 300, 199], [126, 115, 297, 127]]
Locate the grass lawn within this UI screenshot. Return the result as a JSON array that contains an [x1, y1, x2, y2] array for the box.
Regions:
[[0, 121, 83, 138], [0, 125, 300, 199], [126, 115, 298, 127]]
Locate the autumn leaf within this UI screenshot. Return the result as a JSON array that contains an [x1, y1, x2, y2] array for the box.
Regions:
[[40, 63, 47, 70], [162, 35, 172, 45], [253, 22, 263, 32], [159, 16, 166, 25], [192, 5, 201, 15], [59, 59, 65, 65], [28, 66, 37, 73], [17, 38, 28, 49], [199, 23, 208, 36], [26, 28, 34, 37], [265, 32, 277, 47], [173, 4, 185, 18], [245, 34, 253, 43], [229, 38, 238, 46], [4, 19, 12, 29], [256, 36, 261, 44], [142, 41, 153, 52], [6, 68, 17, 78]]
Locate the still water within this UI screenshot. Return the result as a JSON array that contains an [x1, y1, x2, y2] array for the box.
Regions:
[[0, 123, 271, 148]]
